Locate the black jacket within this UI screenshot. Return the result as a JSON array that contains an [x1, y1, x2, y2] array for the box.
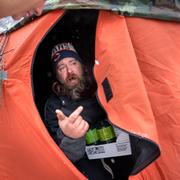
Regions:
[[44, 94, 107, 162], [44, 94, 130, 180]]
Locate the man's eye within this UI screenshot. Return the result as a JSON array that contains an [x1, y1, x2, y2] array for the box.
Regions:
[[72, 61, 77, 65], [58, 66, 65, 71]]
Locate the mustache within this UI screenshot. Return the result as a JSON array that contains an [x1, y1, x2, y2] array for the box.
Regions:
[[66, 73, 80, 81], [60, 74, 86, 99]]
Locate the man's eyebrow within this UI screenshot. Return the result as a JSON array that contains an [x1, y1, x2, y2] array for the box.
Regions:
[[57, 63, 65, 68], [69, 59, 76, 63]]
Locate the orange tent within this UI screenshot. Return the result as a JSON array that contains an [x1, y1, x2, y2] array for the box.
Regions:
[[0, 10, 180, 180]]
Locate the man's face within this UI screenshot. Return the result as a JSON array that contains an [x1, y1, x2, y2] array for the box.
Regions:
[[56, 57, 83, 89]]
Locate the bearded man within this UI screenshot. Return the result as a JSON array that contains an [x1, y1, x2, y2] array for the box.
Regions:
[[44, 42, 114, 180]]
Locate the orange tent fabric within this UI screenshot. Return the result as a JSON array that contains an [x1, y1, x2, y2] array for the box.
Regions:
[[0, 10, 180, 180], [95, 11, 159, 144], [95, 11, 180, 180], [95, 11, 160, 174], [0, 11, 86, 180], [126, 16, 180, 180]]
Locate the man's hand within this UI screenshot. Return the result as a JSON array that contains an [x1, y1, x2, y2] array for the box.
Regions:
[[55, 106, 89, 139]]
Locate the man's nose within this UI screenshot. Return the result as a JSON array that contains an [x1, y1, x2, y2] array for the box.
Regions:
[[66, 65, 73, 73]]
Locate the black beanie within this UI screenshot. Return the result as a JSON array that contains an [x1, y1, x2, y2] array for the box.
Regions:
[[51, 42, 81, 71]]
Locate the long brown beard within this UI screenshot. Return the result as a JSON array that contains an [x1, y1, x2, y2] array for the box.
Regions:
[[61, 75, 86, 100]]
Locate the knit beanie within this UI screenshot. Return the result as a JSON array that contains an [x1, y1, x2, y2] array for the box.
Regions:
[[51, 42, 81, 70]]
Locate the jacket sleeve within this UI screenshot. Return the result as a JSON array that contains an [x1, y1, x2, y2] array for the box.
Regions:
[[44, 96, 86, 162]]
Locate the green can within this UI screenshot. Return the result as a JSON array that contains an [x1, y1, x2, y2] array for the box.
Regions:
[[86, 126, 100, 146], [97, 119, 116, 144]]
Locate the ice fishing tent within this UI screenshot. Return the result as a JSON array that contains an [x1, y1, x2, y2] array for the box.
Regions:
[[0, 8, 180, 180]]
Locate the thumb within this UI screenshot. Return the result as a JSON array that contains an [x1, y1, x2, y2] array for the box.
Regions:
[[55, 109, 66, 121]]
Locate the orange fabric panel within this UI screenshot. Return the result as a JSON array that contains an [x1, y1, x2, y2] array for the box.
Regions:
[[0, 11, 86, 180], [95, 11, 159, 144], [126, 18, 180, 180], [95, 10, 180, 180]]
